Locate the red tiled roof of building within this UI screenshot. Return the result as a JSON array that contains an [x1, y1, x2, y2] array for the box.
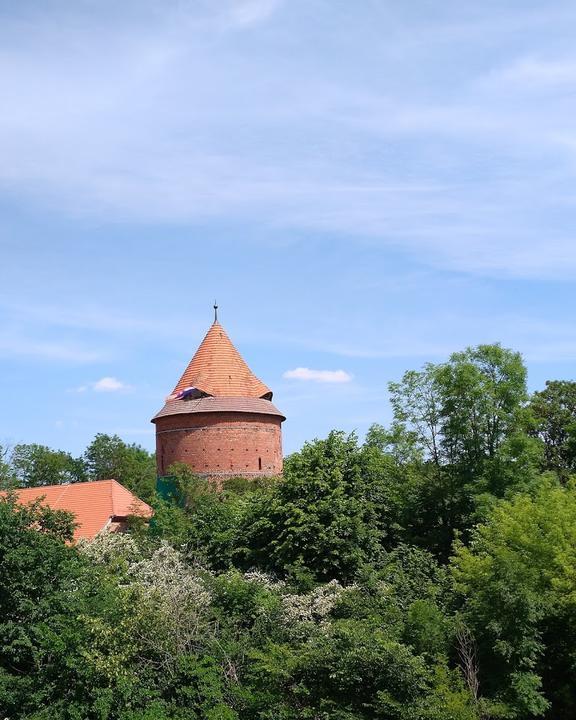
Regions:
[[6, 479, 153, 541], [171, 320, 272, 399], [152, 395, 286, 422]]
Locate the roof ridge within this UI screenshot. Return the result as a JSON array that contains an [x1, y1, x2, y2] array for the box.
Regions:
[[52, 484, 70, 508], [38, 478, 117, 487], [109, 477, 115, 516]]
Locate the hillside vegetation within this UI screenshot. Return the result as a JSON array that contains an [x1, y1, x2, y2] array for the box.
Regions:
[[1, 344, 576, 719]]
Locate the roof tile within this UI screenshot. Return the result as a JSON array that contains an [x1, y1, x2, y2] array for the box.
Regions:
[[4, 479, 153, 540], [171, 321, 272, 399]]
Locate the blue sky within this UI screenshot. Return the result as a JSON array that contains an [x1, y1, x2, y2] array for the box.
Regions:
[[1, 0, 575, 457]]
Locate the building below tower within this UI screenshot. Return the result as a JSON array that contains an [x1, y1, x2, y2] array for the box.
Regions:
[[151, 313, 285, 481]]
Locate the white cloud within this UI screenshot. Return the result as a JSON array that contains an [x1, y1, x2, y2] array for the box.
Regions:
[[93, 377, 130, 392], [70, 377, 131, 393], [283, 367, 353, 383]]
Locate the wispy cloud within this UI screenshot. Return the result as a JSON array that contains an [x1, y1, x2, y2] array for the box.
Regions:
[[223, 0, 283, 28], [0, 336, 102, 363], [486, 56, 576, 89], [0, 299, 204, 339], [283, 367, 353, 383], [1, 2, 576, 279]]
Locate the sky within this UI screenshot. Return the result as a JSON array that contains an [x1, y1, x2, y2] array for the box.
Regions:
[[1, 0, 575, 457]]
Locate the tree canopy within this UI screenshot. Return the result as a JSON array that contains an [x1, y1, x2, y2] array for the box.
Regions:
[[1, 344, 575, 719]]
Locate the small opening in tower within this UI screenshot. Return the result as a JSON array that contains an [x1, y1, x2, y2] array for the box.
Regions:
[[258, 457, 262, 471]]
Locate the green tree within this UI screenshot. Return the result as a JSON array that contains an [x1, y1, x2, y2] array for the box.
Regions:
[[0, 443, 15, 487], [230, 557, 479, 720], [437, 344, 528, 472], [84, 433, 156, 500], [387, 344, 536, 556], [9, 442, 85, 487], [389, 344, 528, 474], [528, 380, 576, 479], [240, 431, 383, 583], [452, 479, 576, 719], [0, 494, 81, 716]]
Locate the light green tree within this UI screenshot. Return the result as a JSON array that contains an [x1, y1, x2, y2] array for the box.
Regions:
[[452, 480, 576, 718]]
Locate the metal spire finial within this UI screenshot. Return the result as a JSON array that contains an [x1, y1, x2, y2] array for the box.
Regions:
[[213, 300, 218, 324]]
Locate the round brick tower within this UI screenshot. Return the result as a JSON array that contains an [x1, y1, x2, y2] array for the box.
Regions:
[[152, 311, 285, 481]]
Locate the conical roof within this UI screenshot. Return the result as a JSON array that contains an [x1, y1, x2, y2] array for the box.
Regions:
[[170, 321, 273, 399]]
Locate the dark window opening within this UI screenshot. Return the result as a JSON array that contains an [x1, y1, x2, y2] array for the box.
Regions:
[[258, 457, 262, 471]]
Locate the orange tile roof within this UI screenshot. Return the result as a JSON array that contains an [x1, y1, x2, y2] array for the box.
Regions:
[[171, 321, 272, 399], [6, 479, 153, 541]]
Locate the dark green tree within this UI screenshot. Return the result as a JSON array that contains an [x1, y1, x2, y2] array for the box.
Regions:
[[9, 442, 85, 487], [528, 380, 576, 479], [0, 443, 15, 487], [240, 431, 383, 583]]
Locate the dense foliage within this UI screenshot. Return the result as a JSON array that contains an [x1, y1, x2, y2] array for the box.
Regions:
[[1, 344, 575, 719]]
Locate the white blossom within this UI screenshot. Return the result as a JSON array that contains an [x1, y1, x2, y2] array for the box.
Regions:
[[242, 569, 285, 592], [77, 530, 140, 565], [129, 541, 211, 609], [281, 580, 351, 630]]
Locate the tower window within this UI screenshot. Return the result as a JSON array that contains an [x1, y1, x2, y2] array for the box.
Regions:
[[258, 457, 262, 471]]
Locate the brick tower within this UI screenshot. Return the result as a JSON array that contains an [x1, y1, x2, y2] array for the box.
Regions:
[[152, 309, 285, 481]]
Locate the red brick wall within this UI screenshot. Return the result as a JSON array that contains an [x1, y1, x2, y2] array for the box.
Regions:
[[155, 411, 283, 478]]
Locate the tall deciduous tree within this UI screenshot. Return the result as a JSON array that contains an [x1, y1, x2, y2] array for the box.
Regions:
[[390, 344, 528, 474], [387, 344, 536, 557]]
